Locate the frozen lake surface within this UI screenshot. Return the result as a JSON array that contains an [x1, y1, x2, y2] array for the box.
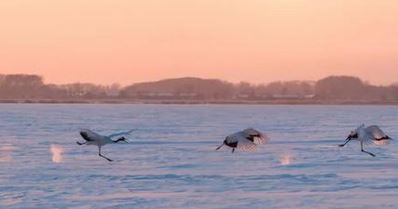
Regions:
[[1, 104, 398, 209]]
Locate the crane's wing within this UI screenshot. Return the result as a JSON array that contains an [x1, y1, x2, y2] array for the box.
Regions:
[[242, 128, 270, 145], [365, 126, 387, 139], [365, 126, 390, 145], [108, 129, 135, 138], [80, 129, 102, 141], [236, 138, 257, 152]]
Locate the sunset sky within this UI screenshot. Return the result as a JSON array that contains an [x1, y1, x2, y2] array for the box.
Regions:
[[0, 0, 397, 85]]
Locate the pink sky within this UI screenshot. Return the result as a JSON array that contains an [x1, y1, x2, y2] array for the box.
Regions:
[[0, 0, 397, 85]]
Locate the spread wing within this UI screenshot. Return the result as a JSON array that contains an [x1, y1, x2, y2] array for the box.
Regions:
[[242, 128, 270, 145], [365, 126, 390, 145], [108, 129, 135, 138], [80, 129, 102, 141], [236, 137, 257, 152], [365, 126, 387, 139]]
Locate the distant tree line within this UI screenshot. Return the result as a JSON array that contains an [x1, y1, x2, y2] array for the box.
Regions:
[[315, 76, 398, 101], [0, 74, 398, 102], [0, 74, 120, 99], [119, 78, 316, 100]]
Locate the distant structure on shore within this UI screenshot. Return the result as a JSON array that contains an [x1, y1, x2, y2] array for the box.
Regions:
[[0, 74, 397, 104]]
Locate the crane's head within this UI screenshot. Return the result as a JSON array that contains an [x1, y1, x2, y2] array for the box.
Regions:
[[224, 136, 233, 144], [114, 137, 128, 143], [215, 136, 232, 151], [346, 124, 365, 140], [80, 131, 91, 141], [346, 130, 358, 140]]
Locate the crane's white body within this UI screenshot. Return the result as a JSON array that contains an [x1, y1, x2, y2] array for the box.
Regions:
[[217, 128, 270, 153], [80, 129, 113, 146]]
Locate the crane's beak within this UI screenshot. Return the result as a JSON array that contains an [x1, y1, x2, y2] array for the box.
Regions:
[[215, 144, 224, 150], [338, 136, 351, 147]]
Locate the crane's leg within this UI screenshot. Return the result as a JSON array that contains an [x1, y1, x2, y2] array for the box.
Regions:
[[338, 139, 351, 147], [98, 146, 113, 162], [232, 148, 235, 153], [361, 142, 375, 157], [76, 141, 86, 145]]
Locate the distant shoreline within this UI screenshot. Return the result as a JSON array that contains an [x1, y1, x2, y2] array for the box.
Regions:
[[2, 75, 398, 106], [1, 99, 397, 105]]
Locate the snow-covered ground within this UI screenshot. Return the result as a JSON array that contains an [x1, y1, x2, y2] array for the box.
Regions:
[[0, 104, 397, 208]]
